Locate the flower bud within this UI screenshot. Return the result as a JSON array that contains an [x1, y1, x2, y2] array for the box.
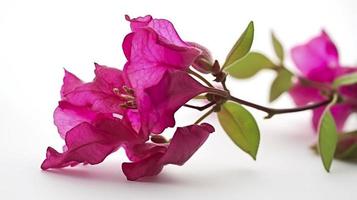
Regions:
[[193, 56, 213, 73], [188, 42, 214, 74]]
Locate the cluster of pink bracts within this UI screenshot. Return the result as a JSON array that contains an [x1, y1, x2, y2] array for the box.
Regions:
[[41, 15, 215, 181], [289, 31, 357, 132]]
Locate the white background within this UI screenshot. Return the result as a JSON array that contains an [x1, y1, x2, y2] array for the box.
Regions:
[[1, 0, 357, 199]]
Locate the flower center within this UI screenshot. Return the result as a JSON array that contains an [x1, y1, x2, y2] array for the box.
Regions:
[[113, 86, 137, 109]]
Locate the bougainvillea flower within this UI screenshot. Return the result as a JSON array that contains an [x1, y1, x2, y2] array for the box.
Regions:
[[57, 64, 209, 137], [289, 31, 357, 131], [137, 70, 209, 134], [188, 42, 214, 73], [122, 123, 214, 181], [42, 15, 214, 180], [41, 117, 143, 170], [61, 64, 127, 114], [123, 16, 210, 133], [54, 64, 132, 137]]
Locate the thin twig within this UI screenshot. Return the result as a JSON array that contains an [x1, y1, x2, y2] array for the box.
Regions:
[[229, 96, 332, 119], [184, 102, 216, 111], [194, 107, 215, 124], [205, 87, 332, 119], [188, 69, 214, 87]]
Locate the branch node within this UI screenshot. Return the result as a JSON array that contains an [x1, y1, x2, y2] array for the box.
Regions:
[[264, 113, 274, 119]]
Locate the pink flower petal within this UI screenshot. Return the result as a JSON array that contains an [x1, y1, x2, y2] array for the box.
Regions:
[[41, 117, 142, 170], [61, 69, 83, 98], [144, 70, 209, 133], [122, 123, 214, 181], [126, 15, 191, 48], [291, 31, 339, 79], [125, 15, 212, 74], [306, 67, 336, 83], [289, 81, 325, 106], [54, 101, 98, 139], [93, 63, 125, 93], [62, 64, 126, 114], [123, 29, 200, 82], [122, 27, 208, 134]]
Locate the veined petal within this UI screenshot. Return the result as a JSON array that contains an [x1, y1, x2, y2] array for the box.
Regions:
[[61, 69, 83, 98], [122, 27, 208, 134], [122, 123, 214, 181], [123, 28, 200, 79], [93, 63, 125, 93], [144, 70, 209, 133], [54, 101, 98, 139], [126, 15, 193, 48], [41, 117, 142, 170], [125, 15, 212, 74], [62, 64, 126, 114]]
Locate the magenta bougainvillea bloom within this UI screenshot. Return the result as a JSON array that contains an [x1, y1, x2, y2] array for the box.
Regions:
[[123, 15, 211, 133], [289, 31, 357, 131], [42, 15, 214, 180]]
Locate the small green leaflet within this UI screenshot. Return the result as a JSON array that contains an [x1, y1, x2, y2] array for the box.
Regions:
[[318, 94, 338, 172], [332, 73, 357, 88], [271, 32, 284, 62], [225, 52, 275, 79], [222, 21, 254, 69], [217, 102, 260, 160], [269, 69, 293, 102]]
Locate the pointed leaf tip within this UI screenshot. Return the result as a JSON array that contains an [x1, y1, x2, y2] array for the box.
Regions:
[[222, 21, 254, 69]]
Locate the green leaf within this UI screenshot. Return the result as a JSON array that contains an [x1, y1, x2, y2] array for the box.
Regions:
[[269, 69, 293, 102], [318, 109, 338, 172], [332, 73, 357, 88], [271, 32, 284, 62], [225, 52, 275, 79], [217, 102, 260, 159], [222, 21, 254, 69]]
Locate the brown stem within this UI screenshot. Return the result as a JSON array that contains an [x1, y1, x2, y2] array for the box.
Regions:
[[184, 102, 215, 111], [194, 107, 215, 124], [188, 69, 214, 87], [187, 65, 331, 118], [229, 96, 331, 118], [206, 87, 332, 119]]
